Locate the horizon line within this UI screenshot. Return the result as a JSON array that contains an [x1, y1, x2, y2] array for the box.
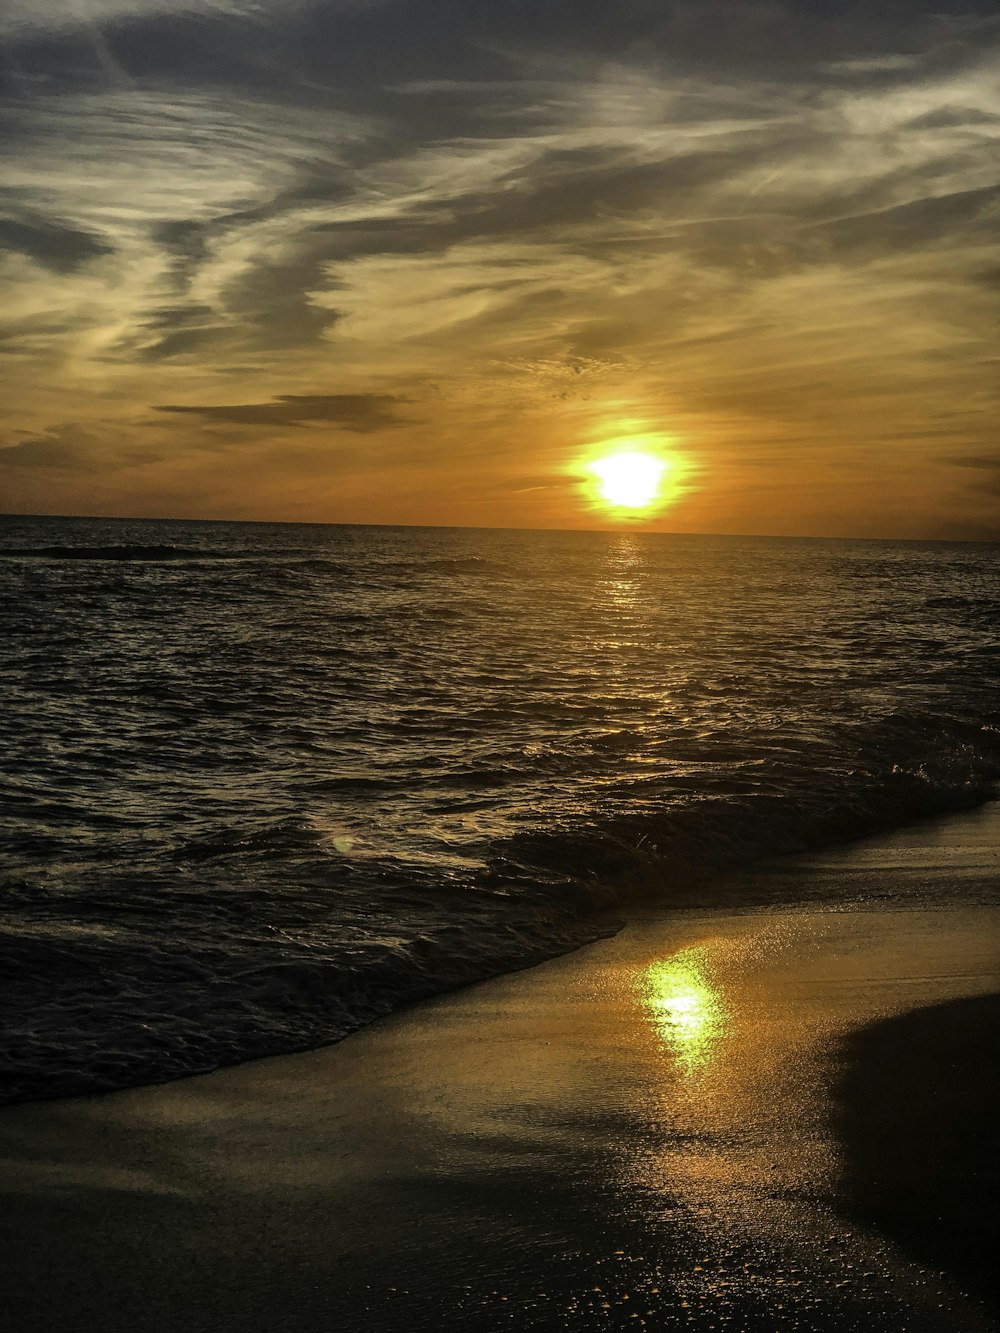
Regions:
[[1, 509, 997, 547]]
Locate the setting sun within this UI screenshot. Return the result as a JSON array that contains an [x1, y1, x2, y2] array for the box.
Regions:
[[590, 450, 670, 510]]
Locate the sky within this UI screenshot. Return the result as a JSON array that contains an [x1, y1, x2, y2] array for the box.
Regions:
[[0, 0, 997, 537]]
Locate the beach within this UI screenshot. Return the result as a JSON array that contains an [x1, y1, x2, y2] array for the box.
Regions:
[[1, 799, 997, 1332], [3, 0, 996, 1322]]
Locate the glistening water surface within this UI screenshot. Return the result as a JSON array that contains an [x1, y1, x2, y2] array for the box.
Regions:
[[1, 516, 997, 1101]]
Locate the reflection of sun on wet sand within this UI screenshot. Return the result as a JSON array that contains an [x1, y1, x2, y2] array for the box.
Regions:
[[0, 801, 998, 1331], [642, 947, 727, 1073]]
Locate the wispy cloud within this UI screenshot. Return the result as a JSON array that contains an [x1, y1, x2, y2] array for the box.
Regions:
[[156, 393, 409, 430]]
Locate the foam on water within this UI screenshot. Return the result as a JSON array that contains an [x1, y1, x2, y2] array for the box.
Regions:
[[1, 516, 998, 1103]]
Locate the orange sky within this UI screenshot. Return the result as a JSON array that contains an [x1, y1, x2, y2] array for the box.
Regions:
[[1, 1, 998, 538]]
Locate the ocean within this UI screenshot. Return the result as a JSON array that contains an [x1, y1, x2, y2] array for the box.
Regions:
[[1, 515, 997, 1104]]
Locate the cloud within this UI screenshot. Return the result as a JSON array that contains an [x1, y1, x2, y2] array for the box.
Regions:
[[0, 214, 112, 273], [155, 393, 410, 431], [825, 56, 920, 75], [0, 432, 97, 470], [947, 452, 1000, 496], [0, 424, 160, 470], [0, 1, 330, 40], [804, 185, 1000, 263], [134, 303, 223, 360], [950, 453, 1000, 470]]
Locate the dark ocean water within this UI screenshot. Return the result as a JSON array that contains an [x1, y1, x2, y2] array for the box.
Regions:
[[1, 515, 998, 1103]]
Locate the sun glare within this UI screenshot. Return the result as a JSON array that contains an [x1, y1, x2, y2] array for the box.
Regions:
[[591, 451, 669, 510]]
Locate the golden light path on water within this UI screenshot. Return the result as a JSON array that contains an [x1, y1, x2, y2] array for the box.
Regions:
[[641, 946, 727, 1073]]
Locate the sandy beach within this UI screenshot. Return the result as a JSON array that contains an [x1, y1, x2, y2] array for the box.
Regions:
[[1, 800, 998, 1332]]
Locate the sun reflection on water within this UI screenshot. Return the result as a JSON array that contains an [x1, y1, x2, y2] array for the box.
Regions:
[[641, 947, 726, 1073]]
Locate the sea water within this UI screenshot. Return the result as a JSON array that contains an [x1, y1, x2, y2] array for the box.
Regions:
[[1, 516, 997, 1102]]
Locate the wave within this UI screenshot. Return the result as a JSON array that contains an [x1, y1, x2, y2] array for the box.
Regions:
[[0, 544, 256, 562], [377, 554, 502, 576], [0, 547, 362, 580], [488, 719, 1000, 910], [1, 715, 997, 1107]]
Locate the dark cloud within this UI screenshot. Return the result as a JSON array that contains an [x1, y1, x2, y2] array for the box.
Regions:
[[132, 304, 221, 361], [908, 105, 1000, 129], [153, 173, 354, 277], [143, 304, 215, 330], [151, 203, 354, 355], [153, 220, 213, 280], [0, 425, 161, 470], [222, 255, 343, 351], [0, 214, 112, 273], [6, 0, 996, 109], [802, 184, 1000, 263], [0, 434, 96, 470], [156, 394, 410, 431], [141, 327, 223, 361], [950, 454, 1000, 469], [948, 453, 1000, 496], [312, 140, 792, 264]]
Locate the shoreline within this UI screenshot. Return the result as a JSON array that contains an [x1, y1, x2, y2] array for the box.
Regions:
[[1, 800, 999, 1330], [3, 788, 997, 1111]]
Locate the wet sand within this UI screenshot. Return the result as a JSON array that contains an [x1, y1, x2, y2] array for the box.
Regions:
[[1, 801, 998, 1332], [834, 992, 1000, 1307]]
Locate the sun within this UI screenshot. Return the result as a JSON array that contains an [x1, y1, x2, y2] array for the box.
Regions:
[[590, 450, 669, 510], [573, 432, 685, 520]]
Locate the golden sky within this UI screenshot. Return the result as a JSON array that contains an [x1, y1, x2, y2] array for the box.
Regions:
[[1, 0, 998, 537]]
